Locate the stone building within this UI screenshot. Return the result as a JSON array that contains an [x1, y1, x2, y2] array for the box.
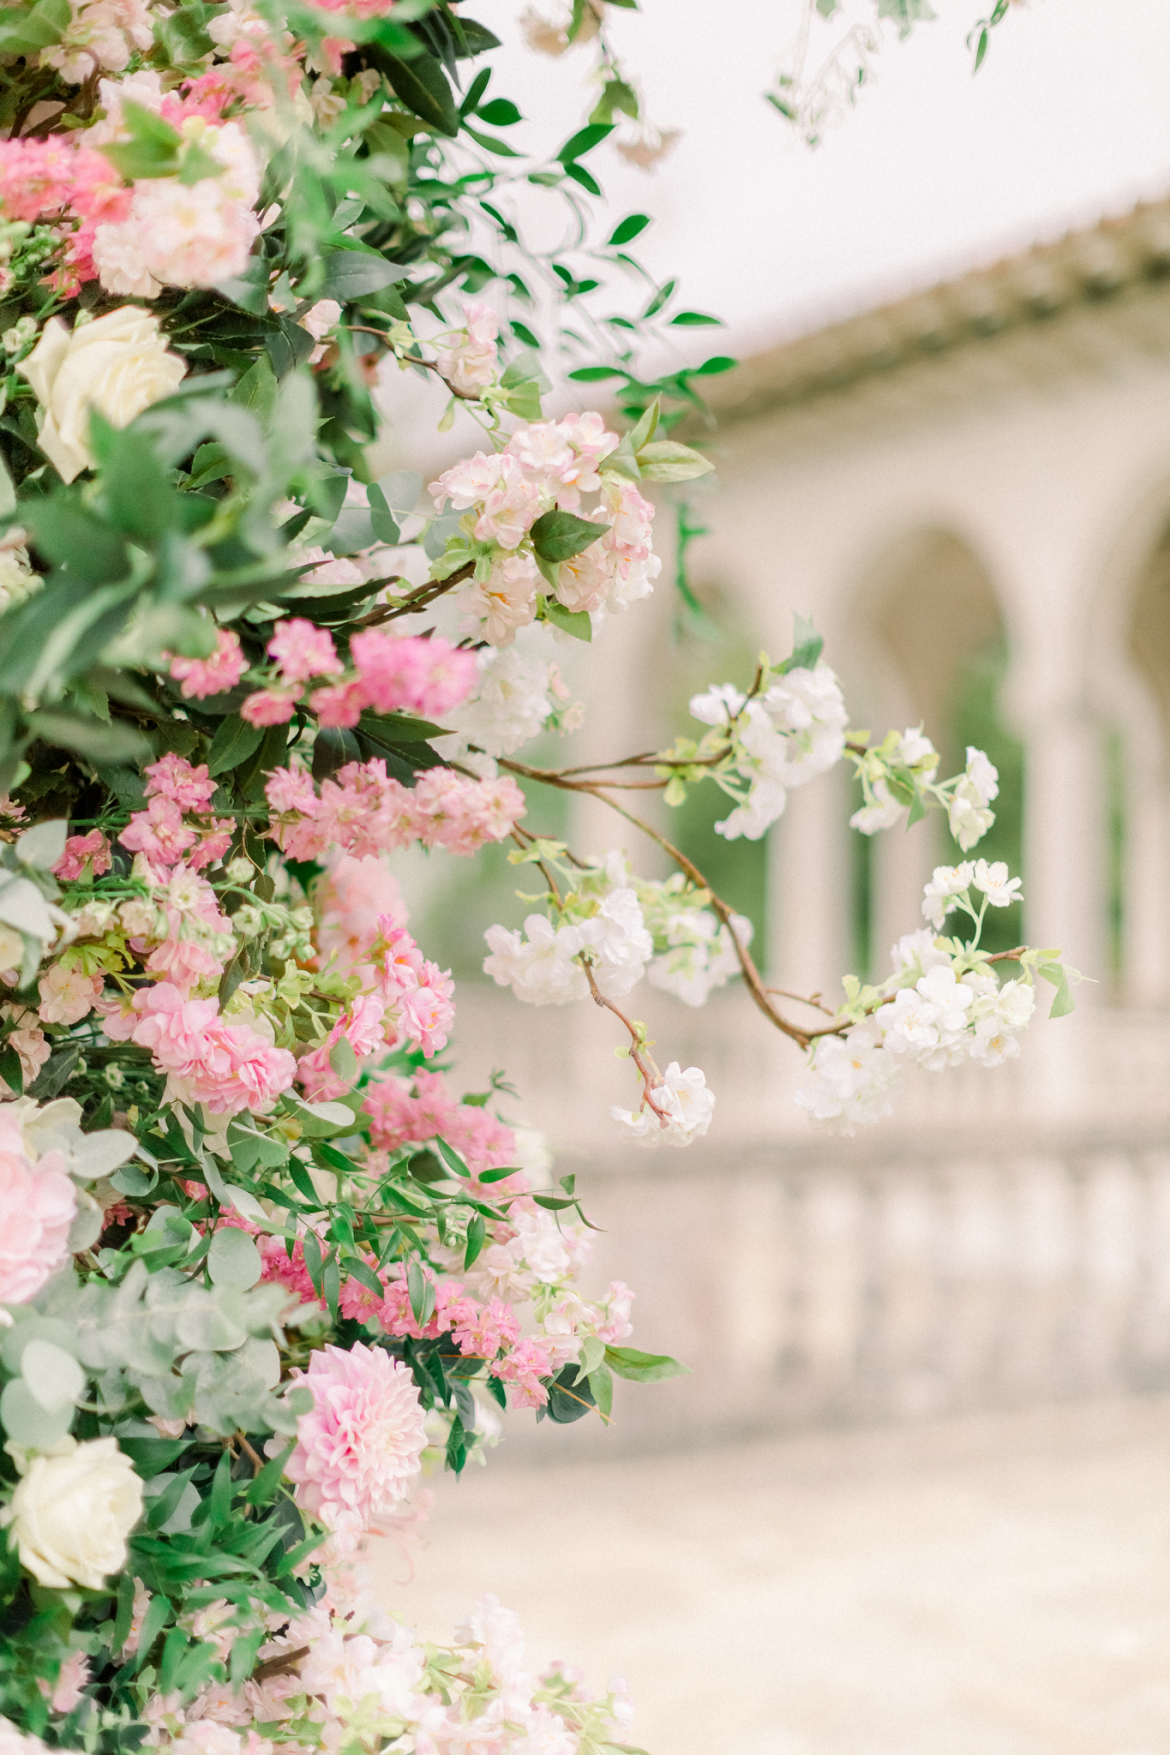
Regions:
[[449, 195, 1170, 1451]]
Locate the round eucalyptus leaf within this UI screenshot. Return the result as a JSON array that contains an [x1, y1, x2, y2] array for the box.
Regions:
[[175, 1296, 248, 1354], [0, 1315, 80, 1375], [21, 1338, 86, 1412], [0, 1377, 73, 1448], [208, 1226, 262, 1290]]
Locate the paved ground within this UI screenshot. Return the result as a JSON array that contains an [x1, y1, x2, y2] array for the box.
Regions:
[[373, 1398, 1170, 1755]]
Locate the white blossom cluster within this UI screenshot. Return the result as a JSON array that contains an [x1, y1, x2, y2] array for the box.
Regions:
[[689, 663, 848, 841], [795, 860, 1034, 1135]]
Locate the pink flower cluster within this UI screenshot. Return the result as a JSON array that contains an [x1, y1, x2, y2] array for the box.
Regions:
[[298, 917, 455, 1099], [284, 1342, 428, 1542], [0, 1106, 76, 1305], [362, 1069, 518, 1178], [168, 628, 248, 701], [120, 755, 233, 876], [428, 414, 660, 642], [0, 136, 128, 288], [101, 982, 296, 1115], [265, 759, 525, 862], [52, 828, 112, 881], [314, 855, 406, 973], [243, 626, 477, 732]]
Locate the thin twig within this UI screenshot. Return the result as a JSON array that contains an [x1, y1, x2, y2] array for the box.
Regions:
[[579, 959, 672, 1123]]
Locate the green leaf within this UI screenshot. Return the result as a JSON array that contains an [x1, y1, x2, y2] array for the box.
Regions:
[[588, 1360, 614, 1419], [319, 249, 406, 302], [1038, 961, 1075, 1018], [100, 99, 183, 182], [462, 1213, 486, 1269], [477, 96, 521, 125], [0, 0, 69, 55], [783, 613, 824, 674], [229, 354, 278, 430], [544, 1362, 596, 1423], [567, 365, 625, 383], [328, 1036, 358, 1082], [692, 355, 738, 376], [634, 440, 714, 483], [462, 124, 522, 156], [0, 1376, 73, 1448], [407, 1257, 435, 1328], [26, 712, 151, 765], [21, 1338, 85, 1413], [23, 498, 130, 581], [378, 49, 460, 135], [669, 311, 722, 326], [207, 715, 264, 776], [604, 1345, 690, 1383], [208, 1225, 263, 1289], [607, 213, 650, 247], [530, 508, 602, 563], [557, 122, 613, 163], [543, 599, 592, 642]]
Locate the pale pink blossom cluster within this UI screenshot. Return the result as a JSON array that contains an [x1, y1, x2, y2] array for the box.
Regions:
[[362, 1068, 518, 1177], [37, 963, 104, 1026], [430, 414, 661, 644], [91, 120, 262, 299], [52, 829, 112, 881], [42, 0, 153, 84], [101, 982, 296, 1115], [0, 1105, 76, 1305], [120, 755, 233, 880], [0, 1004, 51, 1090], [283, 1343, 428, 1544], [168, 629, 248, 702], [243, 628, 478, 731], [434, 298, 499, 397], [265, 759, 525, 862], [313, 855, 407, 973]]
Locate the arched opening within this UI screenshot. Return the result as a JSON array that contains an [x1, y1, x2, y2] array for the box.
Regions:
[[1112, 517, 1170, 1005], [843, 529, 1023, 977]]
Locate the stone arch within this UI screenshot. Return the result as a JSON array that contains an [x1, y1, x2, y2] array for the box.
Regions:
[[838, 525, 1017, 976], [1087, 477, 1170, 1006]]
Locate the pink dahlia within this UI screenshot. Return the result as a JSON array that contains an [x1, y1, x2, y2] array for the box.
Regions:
[[285, 1343, 427, 1538], [0, 1115, 76, 1305]]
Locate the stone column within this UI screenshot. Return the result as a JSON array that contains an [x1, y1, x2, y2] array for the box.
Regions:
[[767, 764, 854, 1005]]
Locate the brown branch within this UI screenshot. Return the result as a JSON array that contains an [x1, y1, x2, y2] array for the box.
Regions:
[[235, 1433, 265, 1476], [253, 1645, 310, 1682], [579, 958, 673, 1123], [351, 563, 475, 629], [766, 986, 834, 1017]]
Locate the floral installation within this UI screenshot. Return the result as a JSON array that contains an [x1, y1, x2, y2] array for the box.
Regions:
[[0, 0, 1072, 1752]]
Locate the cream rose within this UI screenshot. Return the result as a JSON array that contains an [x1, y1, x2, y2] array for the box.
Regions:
[[17, 309, 187, 484], [1, 1436, 143, 1588]]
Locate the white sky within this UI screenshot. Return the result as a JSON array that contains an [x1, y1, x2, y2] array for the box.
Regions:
[[480, 0, 1170, 358]]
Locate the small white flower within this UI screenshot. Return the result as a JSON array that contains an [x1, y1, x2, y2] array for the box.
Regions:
[[971, 859, 1022, 908], [896, 725, 938, 771], [850, 777, 904, 835], [611, 1062, 714, 1148], [921, 863, 974, 929], [482, 915, 586, 1006], [689, 683, 745, 726], [889, 928, 948, 974], [794, 1021, 902, 1135], [963, 746, 999, 806]]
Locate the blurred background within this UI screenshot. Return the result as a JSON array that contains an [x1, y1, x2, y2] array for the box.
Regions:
[[372, 4, 1170, 1749]]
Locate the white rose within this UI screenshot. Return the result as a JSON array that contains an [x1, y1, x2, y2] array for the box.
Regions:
[[1, 1435, 143, 1588], [17, 309, 187, 484]]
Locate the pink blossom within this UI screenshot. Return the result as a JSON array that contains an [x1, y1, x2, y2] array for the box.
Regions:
[[374, 922, 425, 999], [309, 681, 365, 729], [120, 797, 198, 867], [0, 136, 78, 222], [144, 935, 226, 992], [145, 754, 216, 812], [296, 994, 387, 1101], [188, 820, 234, 871], [241, 688, 299, 727], [265, 764, 318, 816], [0, 1112, 76, 1305], [285, 1343, 427, 1538], [450, 1295, 521, 1361], [37, 964, 103, 1025], [397, 962, 455, 1058], [52, 829, 111, 881], [411, 769, 526, 856], [349, 632, 477, 719], [258, 1233, 321, 1307], [491, 1336, 552, 1409], [316, 858, 407, 974], [103, 982, 296, 1114], [41, 1653, 90, 1715], [376, 1272, 474, 1342], [268, 619, 341, 685], [169, 628, 247, 700], [362, 1069, 517, 1175], [595, 1280, 635, 1344]]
